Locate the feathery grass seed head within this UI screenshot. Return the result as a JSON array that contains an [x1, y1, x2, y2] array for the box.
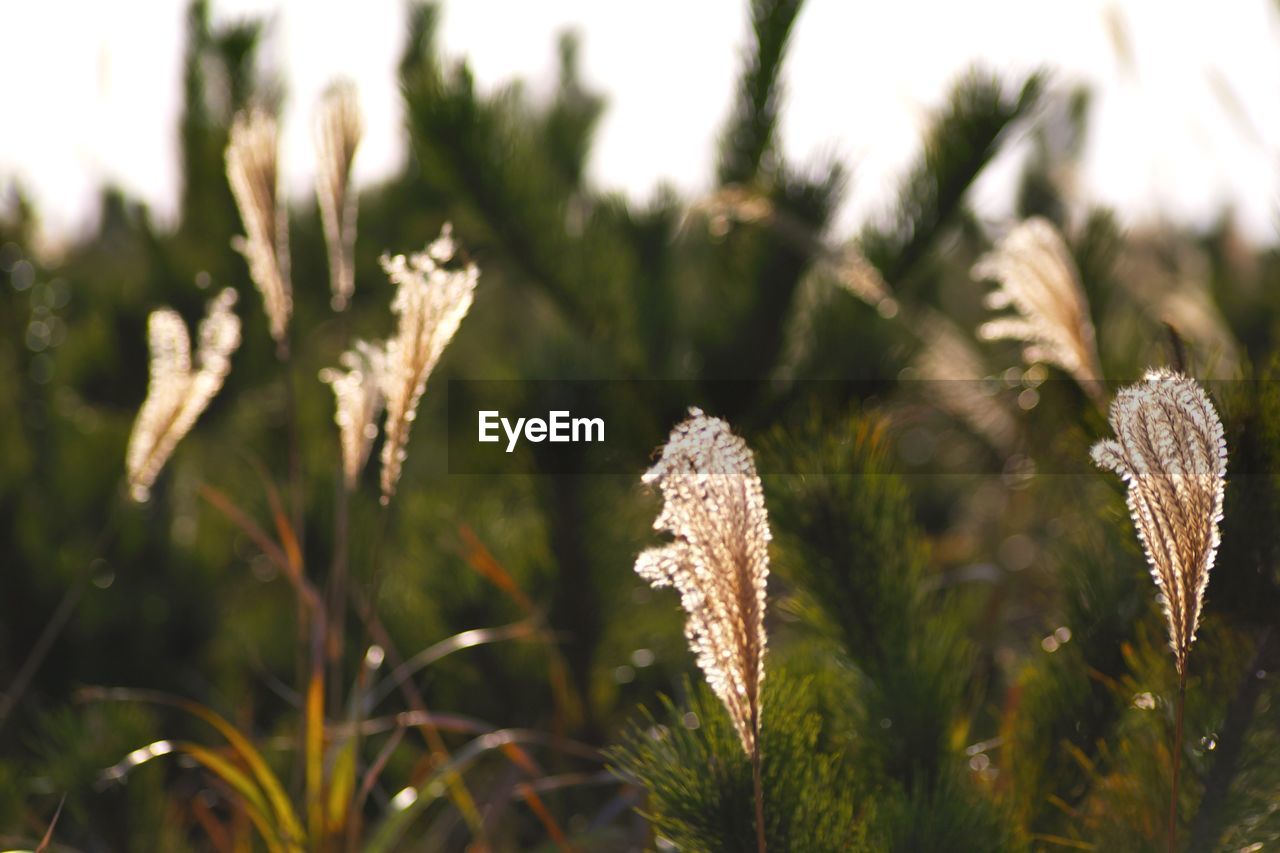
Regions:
[[314, 82, 363, 311], [126, 288, 241, 502], [320, 340, 387, 491], [974, 217, 1103, 397], [636, 408, 770, 757], [1091, 368, 1227, 675], [227, 108, 292, 344], [377, 225, 478, 505]]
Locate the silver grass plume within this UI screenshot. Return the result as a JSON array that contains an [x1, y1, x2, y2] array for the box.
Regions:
[[1091, 368, 1227, 676], [377, 225, 478, 505], [227, 108, 292, 346], [314, 82, 363, 311], [320, 340, 387, 491], [974, 217, 1104, 400], [126, 288, 241, 502], [636, 408, 770, 757], [690, 185, 898, 318], [684, 185, 773, 238], [826, 245, 899, 318], [914, 315, 1018, 452]]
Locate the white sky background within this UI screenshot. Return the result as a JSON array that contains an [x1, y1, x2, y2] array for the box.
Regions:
[[3, 0, 1280, 249]]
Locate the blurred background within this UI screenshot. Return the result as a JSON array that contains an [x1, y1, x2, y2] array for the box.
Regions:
[[8, 0, 1280, 246], [2, 0, 1280, 850]]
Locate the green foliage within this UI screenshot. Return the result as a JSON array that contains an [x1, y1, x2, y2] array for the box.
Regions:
[[763, 412, 969, 786], [860, 69, 1043, 295], [4, 0, 1280, 848], [610, 677, 869, 852], [717, 0, 807, 186]]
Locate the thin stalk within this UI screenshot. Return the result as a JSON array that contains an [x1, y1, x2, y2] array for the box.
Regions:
[[328, 305, 354, 707], [279, 340, 305, 555], [304, 582, 328, 848], [353, 588, 489, 847], [328, 477, 351, 708], [347, 503, 489, 847], [751, 713, 765, 853], [1169, 669, 1186, 853], [277, 338, 313, 806]]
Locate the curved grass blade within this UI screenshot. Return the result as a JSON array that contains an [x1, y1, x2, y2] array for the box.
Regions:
[[365, 729, 600, 853], [83, 687, 306, 848]]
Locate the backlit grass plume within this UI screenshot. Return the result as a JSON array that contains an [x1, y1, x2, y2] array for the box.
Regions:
[[974, 217, 1104, 401], [314, 82, 363, 311], [637, 409, 770, 754], [1090, 368, 1226, 851], [126, 288, 241, 502], [320, 340, 387, 490], [1090, 368, 1226, 676], [227, 108, 292, 347], [636, 409, 770, 850], [377, 225, 478, 505]]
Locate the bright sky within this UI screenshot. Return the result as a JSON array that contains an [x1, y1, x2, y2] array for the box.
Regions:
[[3, 0, 1279, 248]]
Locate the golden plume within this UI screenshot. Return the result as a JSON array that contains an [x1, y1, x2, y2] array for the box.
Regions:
[[377, 225, 478, 505], [636, 408, 770, 758], [1091, 368, 1227, 675], [320, 340, 387, 491], [314, 82, 363, 311], [126, 288, 241, 502], [913, 314, 1019, 452], [974, 217, 1104, 401], [227, 108, 292, 347]]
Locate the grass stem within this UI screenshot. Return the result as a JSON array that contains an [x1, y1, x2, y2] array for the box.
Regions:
[[1169, 669, 1186, 853]]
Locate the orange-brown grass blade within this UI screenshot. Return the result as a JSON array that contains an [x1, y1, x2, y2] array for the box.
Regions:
[[456, 525, 583, 729], [199, 484, 292, 581], [189, 788, 235, 853], [33, 795, 64, 853], [249, 460, 305, 588], [457, 524, 534, 613], [497, 745, 576, 853], [517, 787, 572, 853]]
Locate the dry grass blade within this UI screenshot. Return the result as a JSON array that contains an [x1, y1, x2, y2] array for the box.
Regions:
[[227, 108, 292, 347], [33, 795, 64, 853], [126, 289, 240, 502], [1090, 368, 1227, 675], [974, 217, 1104, 401], [314, 81, 363, 312], [456, 524, 583, 728], [457, 524, 535, 613], [377, 225, 478, 504]]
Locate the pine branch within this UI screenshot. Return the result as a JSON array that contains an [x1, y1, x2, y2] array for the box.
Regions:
[[1187, 626, 1280, 850], [718, 0, 807, 185], [860, 69, 1044, 294]]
